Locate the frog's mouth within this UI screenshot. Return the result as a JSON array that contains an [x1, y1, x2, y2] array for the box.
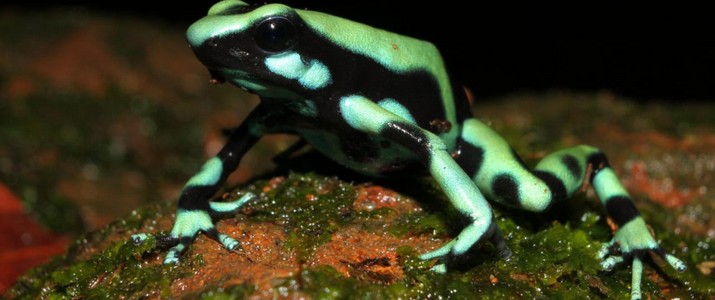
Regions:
[[208, 69, 226, 85]]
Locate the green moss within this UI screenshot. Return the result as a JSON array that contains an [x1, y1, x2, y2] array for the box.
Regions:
[[240, 173, 357, 261], [8, 233, 194, 299], [6, 204, 194, 299], [199, 284, 256, 300], [272, 258, 480, 299], [388, 212, 450, 237], [8, 172, 713, 299], [265, 180, 711, 299]]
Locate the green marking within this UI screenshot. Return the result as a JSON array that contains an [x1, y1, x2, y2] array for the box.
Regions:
[[209, 193, 255, 213], [428, 148, 491, 218], [461, 118, 525, 175], [535, 153, 582, 191], [187, 2, 293, 47], [265, 52, 332, 89], [296, 8, 458, 140], [186, 157, 223, 188], [218, 233, 239, 250], [631, 258, 643, 300], [377, 98, 417, 124], [460, 119, 551, 211], [170, 209, 214, 239], [339, 95, 388, 132], [207, 0, 248, 16], [612, 217, 657, 252], [592, 168, 629, 202], [295, 9, 444, 74], [230, 76, 303, 99]]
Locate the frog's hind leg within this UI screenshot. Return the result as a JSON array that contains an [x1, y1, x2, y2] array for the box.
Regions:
[[456, 118, 685, 300]]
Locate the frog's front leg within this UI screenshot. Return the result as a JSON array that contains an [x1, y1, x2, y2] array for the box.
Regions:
[[456, 118, 685, 300], [339, 96, 511, 270], [136, 104, 273, 264]]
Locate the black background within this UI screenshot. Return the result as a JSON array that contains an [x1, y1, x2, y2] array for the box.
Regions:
[[5, 1, 714, 102]]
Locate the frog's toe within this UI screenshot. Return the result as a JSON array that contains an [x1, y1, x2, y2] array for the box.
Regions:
[[204, 227, 240, 251], [623, 249, 685, 300], [162, 228, 240, 264], [430, 262, 447, 273], [597, 239, 617, 260], [629, 256, 645, 300], [419, 240, 456, 261], [654, 248, 687, 272], [131, 233, 149, 245], [600, 254, 624, 271], [208, 192, 256, 216], [598, 241, 687, 300], [158, 234, 190, 264], [163, 210, 214, 264], [667, 254, 687, 272]]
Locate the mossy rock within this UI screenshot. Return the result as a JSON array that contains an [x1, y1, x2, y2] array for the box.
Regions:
[[6, 171, 715, 299]]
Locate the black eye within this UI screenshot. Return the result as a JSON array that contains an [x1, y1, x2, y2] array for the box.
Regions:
[[255, 17, 298, 53]]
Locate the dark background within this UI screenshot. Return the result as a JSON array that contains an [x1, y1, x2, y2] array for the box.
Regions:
[[5, 1, 714, 102]]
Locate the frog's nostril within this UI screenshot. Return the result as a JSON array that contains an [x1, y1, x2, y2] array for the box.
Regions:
[[228, 48, 250, 60], [209, 38, 219, 47]]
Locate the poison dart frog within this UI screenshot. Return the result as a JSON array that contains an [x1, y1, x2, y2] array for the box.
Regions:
[[133, 1, 686, 298]]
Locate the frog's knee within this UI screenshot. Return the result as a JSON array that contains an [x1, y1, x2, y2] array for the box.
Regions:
[[490, 173, 556, 212]]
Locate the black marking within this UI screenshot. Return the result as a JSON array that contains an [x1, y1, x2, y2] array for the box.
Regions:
[[455, 140, 484, 177], [586, 152, 610, 183], [380, 121, 432, 164], [561, 154, 582, 180], [492, 174, 521, 207], [178, 186, 215, 211], [177, 236, 194, 254], [533, 170, 567, 207], [203, 227, 220, 241], [652, 247, 667, 257], [486, 221, 512, 259], [155, 234, 180, 249], [339, 132, 380, 163], [605, 195, 640, 227], [377, 162, 424, 177], [379, 140, 391, 149]]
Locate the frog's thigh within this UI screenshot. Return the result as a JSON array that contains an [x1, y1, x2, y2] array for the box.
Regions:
[[456, 118, 601, 212]]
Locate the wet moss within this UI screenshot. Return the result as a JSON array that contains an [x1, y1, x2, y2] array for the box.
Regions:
[[198, 284, 256, 300], [7, 171, 714, 299], [239, 173, 358, 262], [7, 232, 194, 299]]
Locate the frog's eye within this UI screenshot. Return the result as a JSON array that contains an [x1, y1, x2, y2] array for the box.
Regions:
[[254, 17, 298, 53]]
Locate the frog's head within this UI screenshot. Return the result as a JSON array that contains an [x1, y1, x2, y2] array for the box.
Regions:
[[187, 0, 332, 98]]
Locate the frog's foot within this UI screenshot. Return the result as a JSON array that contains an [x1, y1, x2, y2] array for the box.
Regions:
[[598, 219, 686, 300], [134, 193, 256, 264], [420, 221, 511, 273]]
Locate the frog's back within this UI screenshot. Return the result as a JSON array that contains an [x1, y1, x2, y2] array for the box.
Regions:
[[295, 10, 470, 145]]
